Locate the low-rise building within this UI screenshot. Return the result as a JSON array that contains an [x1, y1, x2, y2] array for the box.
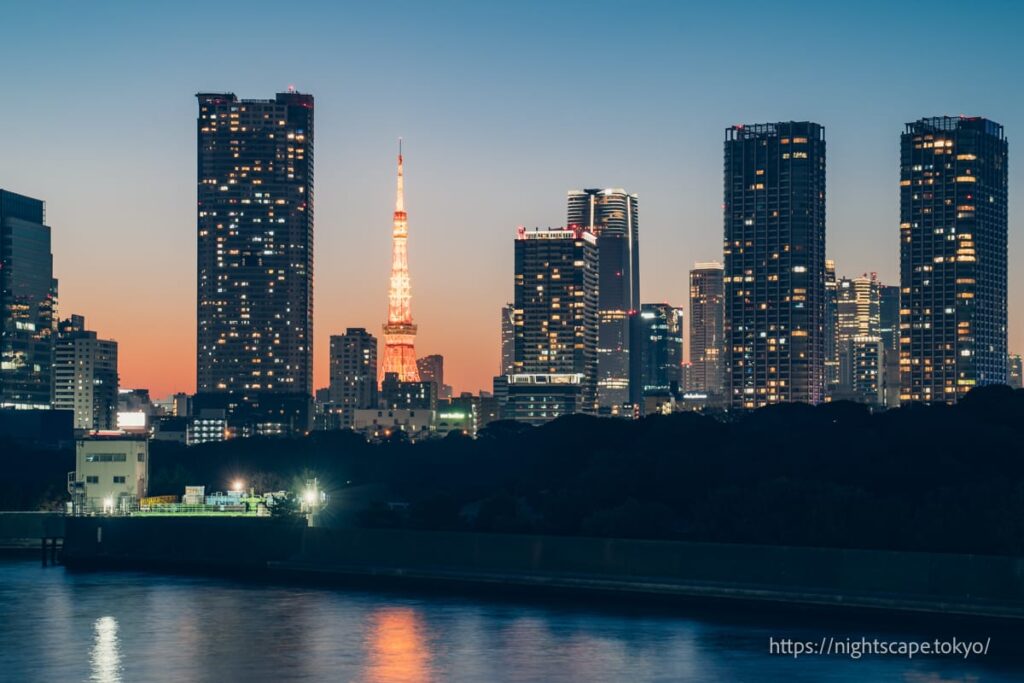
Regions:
[[353, 408, 434, 441], [70, 432, 148, 513]]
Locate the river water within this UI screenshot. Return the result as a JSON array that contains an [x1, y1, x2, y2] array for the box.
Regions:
[[1, 559, 1022, 682]]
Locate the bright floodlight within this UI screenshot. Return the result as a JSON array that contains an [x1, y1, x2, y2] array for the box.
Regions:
[[303, 489, 317, 505], [103, 497, 114, 512], [231, 479, 245, 492]]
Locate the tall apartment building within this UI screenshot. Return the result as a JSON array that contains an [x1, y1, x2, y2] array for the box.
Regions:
[[0, 189, 57, 410], [900, 116, 1008, 403], [567, 189, 639, 414], [724, 122, 827, 408], [508, 226, 598, 424], [53, 315, 118, 431], [328, 328, 378, 428], [688, 262, 725, 399], [195, 91, 314, 434]]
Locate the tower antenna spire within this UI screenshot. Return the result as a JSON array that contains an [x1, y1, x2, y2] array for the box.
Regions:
[[380, 142, 419, 384]]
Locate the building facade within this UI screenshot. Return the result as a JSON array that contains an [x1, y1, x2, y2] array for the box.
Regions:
[[836, 273, 881, 394], [631, 303, 684, 405], [567, 189, 639, 414], [724, 122, 827, 408], [416, 354, 446, 398], [328, 328, 378, 428], [508, 227, 598, 424], [688, 262, 725, 399], [70, 432, 149, 513], [500, 303, 515, 376], [53, 315, 119, 431], [195, 91, 314, 434], [824, 260, 839, 392], [900, 116, 1008, 403], [0, 189, 57, 410]]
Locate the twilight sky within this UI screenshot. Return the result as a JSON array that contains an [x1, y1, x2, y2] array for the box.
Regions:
[[2, 0, 1022, 398]]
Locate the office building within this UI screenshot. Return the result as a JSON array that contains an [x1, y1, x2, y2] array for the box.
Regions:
[[380, 372, 436, 411], [508, 226, 598, 424], [52, 315, 119, 431], [195, 91, 314, 434], [567, 189, 639, 414], [880, 285, 901, 408], [353, 408, 433, 442], [824, 260, 839, 391], [500, 303, 515, 375], [328, 328, 378, 428], [724, 122, 827, 408], [836, 273, 881, 391], [0, 189, 57, 410], [900, 116, 1008, 403], [417, 354, 447, 398], [1009, 354, 1022, 389], [688, 262, 725, 399], [631, 303, 684, 404]]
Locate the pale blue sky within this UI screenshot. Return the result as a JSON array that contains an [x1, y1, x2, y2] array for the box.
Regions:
[[2, 0, 1021, 394]]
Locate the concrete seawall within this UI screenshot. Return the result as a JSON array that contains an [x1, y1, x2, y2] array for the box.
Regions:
[[62, 518, 1024, 620]]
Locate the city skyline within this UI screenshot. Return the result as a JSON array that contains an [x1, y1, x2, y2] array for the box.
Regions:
[[3, 2, 1023, 399]]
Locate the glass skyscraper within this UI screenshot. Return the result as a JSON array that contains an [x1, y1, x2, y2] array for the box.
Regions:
[[724, 122, 827, 408], [631, 303, 684, 399], [567, 189, 639, 415], [899, 117, 1008, 404], [0, 189, 57, 410], [195, 91, 314, 434]]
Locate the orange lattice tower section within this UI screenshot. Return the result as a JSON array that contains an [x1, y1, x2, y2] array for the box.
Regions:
[[379, 141, 421, 384]]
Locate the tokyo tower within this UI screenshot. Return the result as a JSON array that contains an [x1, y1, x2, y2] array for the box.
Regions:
[[379, 141, 421, 384]]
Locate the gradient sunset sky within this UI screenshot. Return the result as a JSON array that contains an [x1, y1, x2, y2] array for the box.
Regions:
[[2, 0, 1022, 398]]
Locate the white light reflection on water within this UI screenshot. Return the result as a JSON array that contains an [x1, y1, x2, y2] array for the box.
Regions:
[[90, 616, 121, 683]]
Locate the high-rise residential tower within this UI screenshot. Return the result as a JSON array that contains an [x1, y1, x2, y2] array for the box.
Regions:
[[379, 145, 421, 384], [53, 315, 118, 431], [0, 189, 57, 410], [508, 226, 598, 424], [567, 189, 639, 415], [900, 117, 1008, 403], [195, 91, 314, 434], [328, 328, 378, 428], [688, 262, 725, 399], [724, 122, 827, 408]]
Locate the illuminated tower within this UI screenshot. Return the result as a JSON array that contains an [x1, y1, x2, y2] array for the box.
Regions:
[[379, 144, 421, 384]]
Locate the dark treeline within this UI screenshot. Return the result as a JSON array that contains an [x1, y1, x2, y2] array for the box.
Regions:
[[4, 385, 1024, 556]]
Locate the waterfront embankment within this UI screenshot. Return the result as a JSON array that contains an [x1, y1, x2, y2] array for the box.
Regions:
[[61, 517, 1024, 620]]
